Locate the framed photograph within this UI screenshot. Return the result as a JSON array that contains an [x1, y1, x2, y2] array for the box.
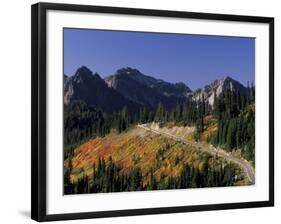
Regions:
[[31, 2, 274, 222]]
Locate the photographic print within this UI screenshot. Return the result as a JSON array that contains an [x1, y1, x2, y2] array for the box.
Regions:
[[32, 3, 274, 221], [63, 28, 255, 195]]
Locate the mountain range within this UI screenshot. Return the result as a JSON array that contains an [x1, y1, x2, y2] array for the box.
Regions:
[[64, 66, 140, 113], [64, 66, 247, 112]]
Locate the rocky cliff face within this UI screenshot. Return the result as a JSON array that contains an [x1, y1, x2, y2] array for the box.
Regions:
[[192, 76, 247, 106]]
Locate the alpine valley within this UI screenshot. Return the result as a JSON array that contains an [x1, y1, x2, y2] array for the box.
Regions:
[[63, 66, 255, 194]]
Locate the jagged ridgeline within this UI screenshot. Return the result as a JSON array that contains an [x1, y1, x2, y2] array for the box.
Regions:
[[63, 66, 255, 194]]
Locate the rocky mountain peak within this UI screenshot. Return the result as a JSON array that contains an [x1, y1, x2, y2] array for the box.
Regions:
[[223, 75, 232, 81], [74, 66, 92, 76], [116, 67, 142, 76], [104, 67, 193, 108], [72, 66, 94, 82], [72, 66, 104, 85], [192, 76, 246, 106]]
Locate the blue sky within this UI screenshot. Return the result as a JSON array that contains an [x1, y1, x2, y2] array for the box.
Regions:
[[64, 28, 255, 90]]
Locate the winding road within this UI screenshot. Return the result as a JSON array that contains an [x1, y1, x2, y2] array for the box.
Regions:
[[138, 123, 255, 184]]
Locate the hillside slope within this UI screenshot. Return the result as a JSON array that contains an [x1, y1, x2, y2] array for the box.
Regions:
[[65, 125, 247, 188]]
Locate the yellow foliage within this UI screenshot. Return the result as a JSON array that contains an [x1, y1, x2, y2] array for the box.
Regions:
[[66, 124, 232, 185]]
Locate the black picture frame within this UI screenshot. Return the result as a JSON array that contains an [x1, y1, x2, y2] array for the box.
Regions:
[[31, 2, 274, 222]]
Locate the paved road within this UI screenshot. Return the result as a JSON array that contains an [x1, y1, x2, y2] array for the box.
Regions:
[[138, 124, 255, 184]]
